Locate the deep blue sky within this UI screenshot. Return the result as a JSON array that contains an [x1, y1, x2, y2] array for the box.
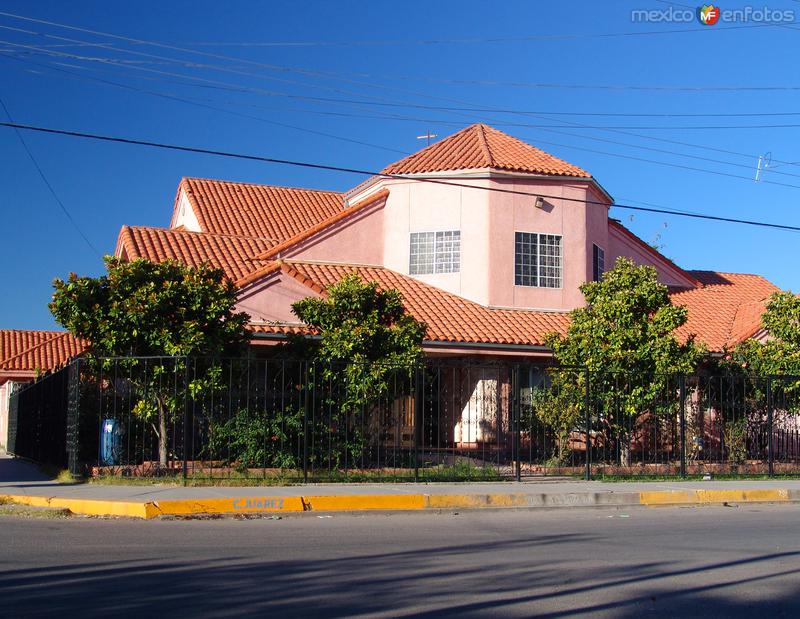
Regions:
[[2, 0, 800, 330]]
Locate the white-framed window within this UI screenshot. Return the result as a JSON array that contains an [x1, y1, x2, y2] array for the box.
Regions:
[[409, 230, 461, 275], [593, 244, 605, 282], [515, 232, 562, 288]]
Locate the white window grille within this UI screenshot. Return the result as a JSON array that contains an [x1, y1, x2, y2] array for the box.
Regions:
[[515, 232, 562, 288]]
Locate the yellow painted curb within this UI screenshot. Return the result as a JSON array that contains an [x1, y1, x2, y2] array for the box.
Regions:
[[639, 489, 790, 506], [303, 494, 426, 511], [426, 494, 530, 509], [2, 494, 150, 518], [145, 496, 306, 518]]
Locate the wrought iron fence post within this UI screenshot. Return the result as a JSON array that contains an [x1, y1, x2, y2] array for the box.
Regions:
[[303, 362, 310, 484], [413, 368, 422, 483], [679, 374, 687, 479], [182, 359, 189, 486], [584, 367, 591, 481], [66, 359, 81, 477], [513, 364, 521, 483], [767, 377, 774, 477]]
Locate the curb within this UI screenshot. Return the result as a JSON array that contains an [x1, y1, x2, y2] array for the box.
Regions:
[[3, 489, 798, 519]]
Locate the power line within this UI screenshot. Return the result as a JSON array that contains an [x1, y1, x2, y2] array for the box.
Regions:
[[170, 23, 776, 46], [4, 12, 800, 97], [1, 119, 799, 233], [9, 50, 800, 192], [6, 15, 800, 168], [5, 16, 800, 183], [0, 100, 101, 257]]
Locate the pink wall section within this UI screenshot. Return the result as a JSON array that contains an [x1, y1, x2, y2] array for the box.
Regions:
[[607, 224, 697, 288], [487, 178, 604, 310], [237, 173, 698, 323], [237, 272, 322, 323], [278, 197, 385, 265]]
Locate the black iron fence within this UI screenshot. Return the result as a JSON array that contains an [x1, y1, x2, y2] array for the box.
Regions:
[[8, 356, 800, 480]]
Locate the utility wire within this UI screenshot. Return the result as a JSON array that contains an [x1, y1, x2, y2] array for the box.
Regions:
[[0, 100, 101, 257], [1, 119, 798, 233], [5, 17, 800, 181], [8, 50, 800, 191], [5, 21, 800, 168]]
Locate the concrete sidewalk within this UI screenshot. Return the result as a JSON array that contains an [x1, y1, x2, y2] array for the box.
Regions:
[[3, 455, 800, 519]]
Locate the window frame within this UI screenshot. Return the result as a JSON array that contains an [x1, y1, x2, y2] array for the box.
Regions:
[[592, 244, 605, 282], [409, 229, 461, 275], [514, 231, 563, 289]]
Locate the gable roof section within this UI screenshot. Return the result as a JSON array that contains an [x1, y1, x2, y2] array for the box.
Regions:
[[381, 123, 590, 178], [116, 225, 273, 282], [249, 260, 570, 346], [672, 271, 779, 351], [0, 330, 86, 373], [178, 177, 344, 240]]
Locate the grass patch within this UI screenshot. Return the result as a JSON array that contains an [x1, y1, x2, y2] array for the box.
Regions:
[[87, 464, 506, 486], [585, 473, 800, 482], [0, 499, 71, 519]]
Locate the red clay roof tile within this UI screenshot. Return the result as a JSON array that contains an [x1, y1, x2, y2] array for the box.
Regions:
[[0, 330, 86, 373], [673, 271, 779, 351], [381, 124, 590, 178], [248, 262, 776, 353], [249, 260, 571, 347], [116, 225, 273, 282], [180, 177, 344, 240]]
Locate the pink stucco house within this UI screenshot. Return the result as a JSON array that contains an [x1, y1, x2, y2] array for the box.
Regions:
[[115, 123, 780, 358]]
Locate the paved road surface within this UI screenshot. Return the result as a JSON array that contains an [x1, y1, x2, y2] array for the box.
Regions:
[[2, 504, 799, 617]]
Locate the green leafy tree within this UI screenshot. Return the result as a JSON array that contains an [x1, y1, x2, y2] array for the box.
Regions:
[[544, 257, 703, 463], [288, 274, 426, 466], [50, 257, 250, 466], [728, 291, 800, 377]]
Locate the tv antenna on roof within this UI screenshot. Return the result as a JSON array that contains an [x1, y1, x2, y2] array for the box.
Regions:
[[416, 130, 438, 146], [755, 152, 771, 182]]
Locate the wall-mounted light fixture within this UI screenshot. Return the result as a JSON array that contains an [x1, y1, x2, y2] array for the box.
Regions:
[[534, 196, 545, 209]]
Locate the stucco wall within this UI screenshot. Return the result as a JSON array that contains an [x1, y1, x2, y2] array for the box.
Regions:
[[608, 224, 697, 288], [488, 178, 604, 310], [380, 178, 491, 305], [279, 198, 385, 265], [170, 189, 202, 231], [237, 272, 324, 323]]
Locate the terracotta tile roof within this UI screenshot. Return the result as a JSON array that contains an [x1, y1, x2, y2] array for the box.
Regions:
[[0, 330, 86, 373], [116, 225, 274, 282], [180, 177, 344, 240], [381, 124, 590, 178], [237, 189, 391, 288], [248, 260, 570, 346], [247, 262, 778, 354], [672, 271, 779, 351]]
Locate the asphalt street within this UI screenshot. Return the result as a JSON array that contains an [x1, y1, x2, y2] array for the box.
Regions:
[[1, 504, 799, 617]]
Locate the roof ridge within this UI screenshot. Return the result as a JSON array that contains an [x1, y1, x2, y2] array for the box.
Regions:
[[688, 269, 771, 279], [475, 124, 496, 168], [182, 176, 343, 195]]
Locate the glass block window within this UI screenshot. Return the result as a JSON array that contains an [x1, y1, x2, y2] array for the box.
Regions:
[[593, 244, 605, 282], [515, 232, 562, 288], [410, 231, 461, 275]]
